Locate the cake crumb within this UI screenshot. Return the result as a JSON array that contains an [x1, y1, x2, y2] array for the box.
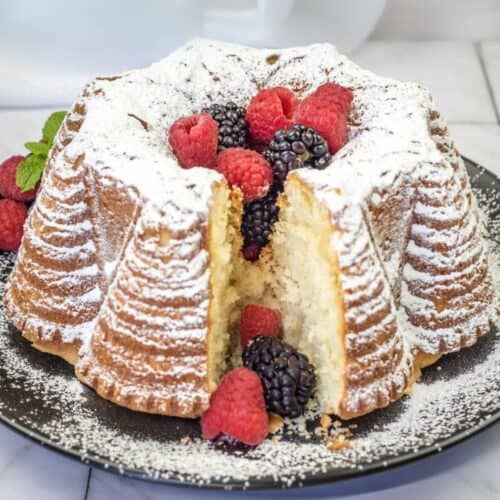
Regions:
[[314, 426, 324, 437], [268, 413, 284, 433], [326, 434, 351, 452], [320, 414, 332, 431]]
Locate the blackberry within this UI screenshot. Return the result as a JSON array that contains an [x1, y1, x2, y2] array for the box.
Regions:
[[202, 102, 248, 152], [243, 335, 317, 418], [241, 191, 279, 248], [263, 124, 332, 190]]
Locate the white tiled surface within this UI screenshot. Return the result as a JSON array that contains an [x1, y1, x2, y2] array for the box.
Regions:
[[0, 41, 499, 500], [0, 427, 88, 500], [481, 42, 500, 120], [352, 41, 497, 123], [449, 123, 500, 175], [373, 0, 500, 41]]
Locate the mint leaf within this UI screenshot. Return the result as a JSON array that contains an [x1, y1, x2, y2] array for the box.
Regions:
[[16, 155, 45, 192], [42, 111, 67, 145], [25, 141, 50, 156], [16, 110, 67, 192]]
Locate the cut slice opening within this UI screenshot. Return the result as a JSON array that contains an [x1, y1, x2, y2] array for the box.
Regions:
[[212, 174, 347, 414], [206, 183, 241, 391], [271, 176, 346, 414]]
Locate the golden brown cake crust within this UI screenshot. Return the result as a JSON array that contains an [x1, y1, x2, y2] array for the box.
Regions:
[[3, 39, 497, 420]]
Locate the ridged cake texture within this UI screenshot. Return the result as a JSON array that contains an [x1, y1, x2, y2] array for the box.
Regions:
[[3, 39, 497, 419]]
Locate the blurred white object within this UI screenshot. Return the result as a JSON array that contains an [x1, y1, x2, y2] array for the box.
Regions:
[[0, 0, 385, 107], [204, 0, 386, 52], [374, 0, 500, 40]]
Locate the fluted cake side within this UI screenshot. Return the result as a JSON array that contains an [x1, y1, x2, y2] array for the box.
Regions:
[[3, 39, 497, 419]]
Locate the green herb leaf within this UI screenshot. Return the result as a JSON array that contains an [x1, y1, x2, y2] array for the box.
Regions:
[[15, 155, 45, 192], [16, 110, 67, 192], [42, 111, 67, 145], [24, 141, 50, 156]]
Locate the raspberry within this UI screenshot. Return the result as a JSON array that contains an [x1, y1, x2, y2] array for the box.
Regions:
[[168, 113, 218, 168], [246, 87, 298, 145], [294, 82, 353, 154], [240, 304, 281, 348], [215, 148, 272, 203], [0, 155, 38, 202], [201, 367, 268, 446], [0, 199, 28, 251], [243, 335, 317, 418]]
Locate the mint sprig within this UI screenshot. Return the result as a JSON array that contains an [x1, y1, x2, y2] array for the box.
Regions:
[[42, 111, 67, 145], [16, 155, 46, 192], [24, 141, 50, 156], [16, 110, 67, 192]]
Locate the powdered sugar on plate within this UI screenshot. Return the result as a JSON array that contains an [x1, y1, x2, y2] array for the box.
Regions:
[[0, 159, 498, 490]]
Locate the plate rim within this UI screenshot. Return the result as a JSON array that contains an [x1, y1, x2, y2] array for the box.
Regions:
[[0, 155, 498, 491], [0, 397, 498, 491]]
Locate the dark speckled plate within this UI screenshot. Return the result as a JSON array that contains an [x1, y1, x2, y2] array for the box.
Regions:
[[0, 157, 498, 490]]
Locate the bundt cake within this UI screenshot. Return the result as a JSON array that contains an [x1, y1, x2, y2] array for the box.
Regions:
[[3, 39, 497, 419]]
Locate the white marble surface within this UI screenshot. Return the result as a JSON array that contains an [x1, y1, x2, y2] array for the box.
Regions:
[[481, 42, 500, 121], [0, 41, 499, 500], [352, 41, 497, 123], [449, 123, 500, 174], [373, 0, 500, 41], [0, 426, 88, 500]]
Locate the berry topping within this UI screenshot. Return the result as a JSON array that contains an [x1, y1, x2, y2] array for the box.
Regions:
[[168, 113, 218, 168], [240, 304, 281, 348], [294, 82, 353, 154], [242, 243, 261, 262], [201, 367, 268, 446], [215, 148, 272, 203], [0, 155, 38, 202], [240, 190, 279, 248], [0, 199, 28, 251], [202, 102, 248, 152], [246, 87, 298, 145], [243, 335, 317, 418], [263, 124, 332, 190]]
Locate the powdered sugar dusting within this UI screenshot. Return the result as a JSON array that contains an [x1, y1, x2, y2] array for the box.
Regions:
[[3, 39, 496, 420], [0, 160, 498, 489]]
